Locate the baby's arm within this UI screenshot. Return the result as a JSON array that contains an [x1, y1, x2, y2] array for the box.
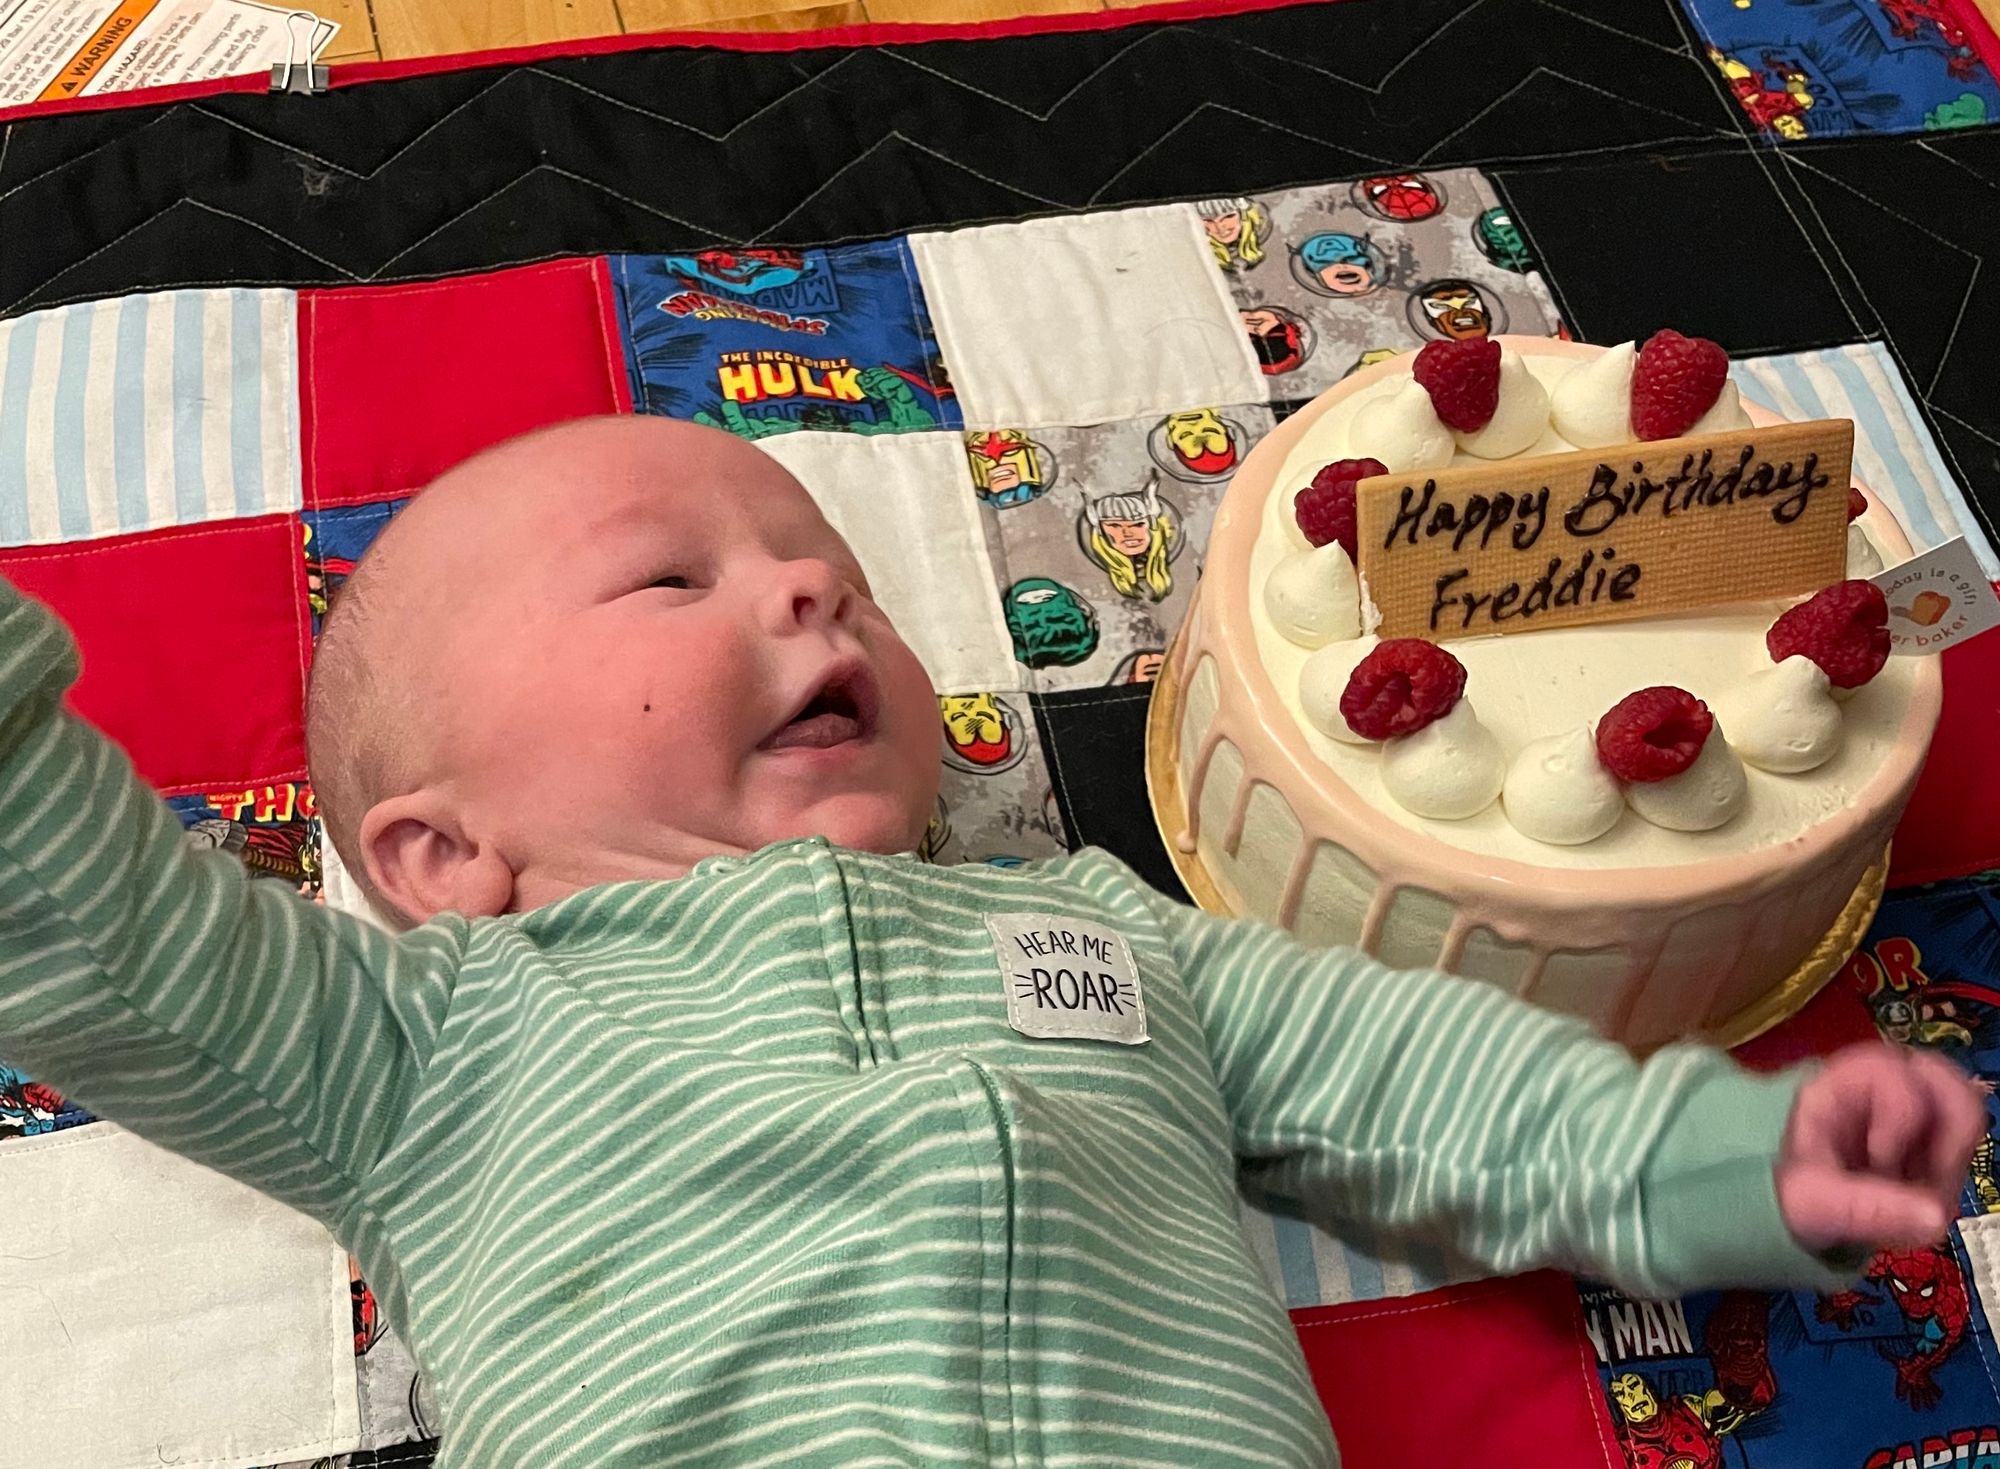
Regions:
[[1073, 851, 1905, 1299], [0, 579, 463, 1225]]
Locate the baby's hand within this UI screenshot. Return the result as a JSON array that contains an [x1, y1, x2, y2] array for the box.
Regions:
[[1776, 1043, 1988, 1253]]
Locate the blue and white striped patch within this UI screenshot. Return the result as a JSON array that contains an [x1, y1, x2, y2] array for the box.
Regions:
[[1733, 343, 1996, 580], [1238, 1194, 1485, 1309], [0, 289, 301, 548]]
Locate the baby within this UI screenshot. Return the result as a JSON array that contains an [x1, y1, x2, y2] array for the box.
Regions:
[[0, 415, 1982, 1469]]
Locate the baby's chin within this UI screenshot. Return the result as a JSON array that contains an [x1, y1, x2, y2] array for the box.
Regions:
[[753, 790, 934, 857]]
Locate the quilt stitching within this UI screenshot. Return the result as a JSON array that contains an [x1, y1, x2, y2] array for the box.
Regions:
[[1772, 147, 1980, 396], [0, 3, 1779, 318]]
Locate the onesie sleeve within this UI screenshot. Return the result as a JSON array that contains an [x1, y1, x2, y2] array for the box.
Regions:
[[0, 579, 464, 1228], [1062, 848, 1850, 1301]]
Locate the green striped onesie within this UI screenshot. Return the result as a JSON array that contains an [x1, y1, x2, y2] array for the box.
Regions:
[[0, 579, 1842, 1468]]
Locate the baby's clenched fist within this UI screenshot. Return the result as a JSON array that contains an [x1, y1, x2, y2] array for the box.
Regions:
[[1776, 1043, 1988, 1253]]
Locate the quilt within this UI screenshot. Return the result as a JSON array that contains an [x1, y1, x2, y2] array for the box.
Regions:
[[3, 1, 2000, 1466]]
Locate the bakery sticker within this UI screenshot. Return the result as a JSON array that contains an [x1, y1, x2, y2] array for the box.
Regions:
[[1354, 419, 1854, 642], [1871, 537, 2000, 656]]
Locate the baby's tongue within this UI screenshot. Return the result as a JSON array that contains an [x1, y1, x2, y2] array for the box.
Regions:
[[765, 709, 860, 751]]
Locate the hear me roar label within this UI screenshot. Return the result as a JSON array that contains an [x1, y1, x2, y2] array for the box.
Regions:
[[985, 913, 1149, 1046]]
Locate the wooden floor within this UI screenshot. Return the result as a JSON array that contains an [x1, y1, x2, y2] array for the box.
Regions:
[[317, 0, 1156, 65]]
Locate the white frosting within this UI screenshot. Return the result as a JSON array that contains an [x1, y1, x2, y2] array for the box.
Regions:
[[1848, 523, 1885, 579], [1546, 341, 1748, 448], [1686, 378, 1752, 437], [1299, 635, 1381, 744], [1623, 727, 1748, 832], [1453, 349, 1551, 460], [1252, 352, 1918, 869], [1501, 727, 1624, 845], [1549, 341, 1634, 447], [1381, 700, 1505, 820], [1263, 542, 1361, 649], [1714, 655, 1844, 774], [1350, 379, 1456, 472]]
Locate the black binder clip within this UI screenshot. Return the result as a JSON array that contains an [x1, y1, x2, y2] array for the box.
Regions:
[[270, 13, 329, 95], [269, 60, 329, 94]]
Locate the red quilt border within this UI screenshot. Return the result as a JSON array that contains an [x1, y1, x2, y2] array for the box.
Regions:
[[0, 0, 1342, 126], [1944, 0, 2000, 85]]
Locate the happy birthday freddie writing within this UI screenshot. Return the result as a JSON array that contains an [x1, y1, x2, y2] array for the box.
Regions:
[[1377, 443, 1834, 633]]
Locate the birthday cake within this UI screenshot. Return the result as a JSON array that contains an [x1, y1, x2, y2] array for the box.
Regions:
[[1161, 334, 1943, 1048]]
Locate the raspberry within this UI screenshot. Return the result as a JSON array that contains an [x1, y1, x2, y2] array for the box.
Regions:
[[1766, 579, 1890, 689], [1848, 487, 1869, 522], [1338, 639, 1467, 740], [1595, 686, 1714, 783], [1293, 458, 1385, 558], [1630, 329, 1730, 440], [1412, 338, 1501, 432]]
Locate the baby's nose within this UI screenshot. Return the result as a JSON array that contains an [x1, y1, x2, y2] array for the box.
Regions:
[[768, 557, 850, 628]]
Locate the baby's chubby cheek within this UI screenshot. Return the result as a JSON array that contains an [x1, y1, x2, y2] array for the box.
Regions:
[[879, 641, 945, 824]]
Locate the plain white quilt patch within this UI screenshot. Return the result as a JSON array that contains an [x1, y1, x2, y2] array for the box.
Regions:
[[986, 911, 1149, 1045], [911, 206, 1266, 429], [0, 1125, 358, 1469], [756, 429, 1022, 693]]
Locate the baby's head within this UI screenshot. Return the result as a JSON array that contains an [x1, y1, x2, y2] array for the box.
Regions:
[[307, 416, 941, 927]]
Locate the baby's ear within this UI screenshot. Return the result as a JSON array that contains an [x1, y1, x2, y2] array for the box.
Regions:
[[359, 792, 516, 924]]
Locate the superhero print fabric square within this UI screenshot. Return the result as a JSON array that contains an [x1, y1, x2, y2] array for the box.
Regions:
[[1687, 0, 2000, 136], [611, 242, 959, 440], [347, 1276, 438, 1455], [169, 783, 324, 902], [1586, 1269, 2000, 1469], [1588, 872, 2000, 1469], [971, 404, 1274, 692], [1834, 875, 2000, 1219], [0, 1063, 93, 1140], [928, 692, 1070, 870], [303, 499, 409, 637], [1204, 170, 1565, 404]]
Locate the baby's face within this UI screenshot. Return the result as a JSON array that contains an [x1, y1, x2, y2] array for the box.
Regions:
[[390, 418, 940, 910]]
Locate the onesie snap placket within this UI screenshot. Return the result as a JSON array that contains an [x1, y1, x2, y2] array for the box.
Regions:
[[798, 840, 880, 1069]]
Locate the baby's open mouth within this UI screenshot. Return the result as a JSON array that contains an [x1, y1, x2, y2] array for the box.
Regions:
[[760, 667, 875, 753]]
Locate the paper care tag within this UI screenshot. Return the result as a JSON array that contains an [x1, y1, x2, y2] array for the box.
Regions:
[[985, 913, 1149, 1046], [1871, 537, 2000, 656]]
